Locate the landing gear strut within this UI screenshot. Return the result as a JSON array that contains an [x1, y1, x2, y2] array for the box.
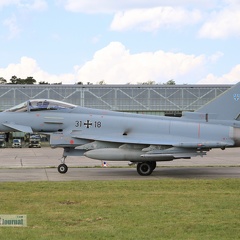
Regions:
[[136, 161, 156, 176], [58, 156, 68, 174]]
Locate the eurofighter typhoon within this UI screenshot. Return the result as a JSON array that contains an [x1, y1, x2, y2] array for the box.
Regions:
[[0, 83, 240, 176]]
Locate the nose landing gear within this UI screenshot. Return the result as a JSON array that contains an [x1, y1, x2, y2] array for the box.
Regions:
[[58, 156, 68, 174]]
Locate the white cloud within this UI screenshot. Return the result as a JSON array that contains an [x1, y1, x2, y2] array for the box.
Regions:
[[75, 42, 206, 84], [61, 0, 219, 13], [1, 0, 48, 39], [199, 9, 240, 38], [1, 43, 238, 86], [60, 0, 240, 37], [111, 7, 202, 31], [61, 0, 158, 13], [198, 1, 240, 38], [0, 0, 47, 10], [0, 0, 18, 8], [3, 14, 22, 39], [21, 0, 48, 11], [208, 51, 224, 63], [224, 0, 240, 7], [0, 57, 75, 84], [91, 34, 102, 44], [198, 65, 240, 84]]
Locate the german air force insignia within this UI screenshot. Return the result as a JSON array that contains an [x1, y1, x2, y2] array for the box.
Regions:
[[233, 94, 240, 101]]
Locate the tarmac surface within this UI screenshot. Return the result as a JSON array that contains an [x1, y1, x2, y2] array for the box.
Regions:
[[0, 147, 239, 181]]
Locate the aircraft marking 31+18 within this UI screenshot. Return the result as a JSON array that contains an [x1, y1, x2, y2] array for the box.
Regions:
[[0, 83, 240, 176]]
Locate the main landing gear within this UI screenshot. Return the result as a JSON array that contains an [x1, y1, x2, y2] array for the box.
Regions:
[[136, 161, 156, 176], [57, 153, 157, 176], [58, 156, 68, 174]]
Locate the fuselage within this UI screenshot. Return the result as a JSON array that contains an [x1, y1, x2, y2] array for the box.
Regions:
[[0, 106, 239, 148]]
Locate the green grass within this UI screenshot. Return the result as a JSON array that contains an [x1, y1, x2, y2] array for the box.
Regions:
[[0, 179, 239, 240]]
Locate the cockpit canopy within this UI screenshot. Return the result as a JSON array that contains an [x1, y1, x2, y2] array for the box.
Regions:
[[5, 99, 77, 112]]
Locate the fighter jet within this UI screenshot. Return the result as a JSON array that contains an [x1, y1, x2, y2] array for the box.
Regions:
[[0, 83, 240, 176]]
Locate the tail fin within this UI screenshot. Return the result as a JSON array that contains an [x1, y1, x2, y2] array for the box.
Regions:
[[196, 82, 240, 120]]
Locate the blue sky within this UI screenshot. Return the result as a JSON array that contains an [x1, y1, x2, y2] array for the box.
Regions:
[[0, 0, 240, 84]]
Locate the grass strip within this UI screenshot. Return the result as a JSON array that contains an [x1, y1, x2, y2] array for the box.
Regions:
[[0, 179, 239, 240]]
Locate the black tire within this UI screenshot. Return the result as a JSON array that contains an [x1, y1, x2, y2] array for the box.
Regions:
[[58, 164, 68, 174], [149, 161, 156, 170], [137, 162, 153, 176]]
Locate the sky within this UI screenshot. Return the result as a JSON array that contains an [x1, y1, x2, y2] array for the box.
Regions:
[[0, 0, 240, 85]]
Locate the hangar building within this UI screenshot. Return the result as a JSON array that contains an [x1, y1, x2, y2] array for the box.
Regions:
[[0, 84, 232, 116]]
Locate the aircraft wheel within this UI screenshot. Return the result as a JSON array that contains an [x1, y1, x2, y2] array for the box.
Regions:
[[137, 162, 153, 176], [149, 161, 156, 170], [58, 164, 68, 174]]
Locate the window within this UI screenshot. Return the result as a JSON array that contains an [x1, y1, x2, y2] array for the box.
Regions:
[[5, 99, 76, 112]]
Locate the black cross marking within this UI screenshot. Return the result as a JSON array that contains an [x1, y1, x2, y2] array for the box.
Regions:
[[84, 120, 92, 128]]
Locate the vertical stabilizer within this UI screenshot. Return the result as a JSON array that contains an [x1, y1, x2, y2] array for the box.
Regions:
[[196, 82, 240, 120]]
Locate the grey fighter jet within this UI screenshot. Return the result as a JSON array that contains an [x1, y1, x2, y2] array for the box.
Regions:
[[0, 83, 240, 176]]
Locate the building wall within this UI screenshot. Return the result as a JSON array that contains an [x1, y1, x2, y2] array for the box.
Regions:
[[0, 84, 231, 115]]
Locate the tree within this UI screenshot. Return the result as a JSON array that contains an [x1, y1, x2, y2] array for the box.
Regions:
[[39, 81, 50, 84], [138, 80, 156, 85], [24, 76, 36, 84], [9, 75, 19, 84], [98, 80, 106, 85], [9, 75, 36, 84], [0, 77, 7, 84], [165, 79, 175, 85]]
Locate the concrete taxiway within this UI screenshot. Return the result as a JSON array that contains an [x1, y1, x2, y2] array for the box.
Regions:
[[0, 147, 239, 181]]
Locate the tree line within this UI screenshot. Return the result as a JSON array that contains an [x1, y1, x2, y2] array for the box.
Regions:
[[0, 76, 48, 84], [0, 76, 175, 85]]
